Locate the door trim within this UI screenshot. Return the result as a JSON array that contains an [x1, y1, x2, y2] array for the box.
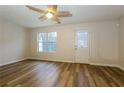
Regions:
[[74, 29, 91, 63]]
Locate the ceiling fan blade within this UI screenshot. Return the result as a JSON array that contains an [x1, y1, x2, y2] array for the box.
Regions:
[[39, 15, 47, 21], [52, 17, 61, 24], [57, 13, 72, 17], [58, 11, 70, 13], [26, 5, 46, 13], [57, 11, 72, 17], [47, 5, 57, 12]]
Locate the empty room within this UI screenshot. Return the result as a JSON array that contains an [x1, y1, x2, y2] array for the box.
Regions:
[[0, 5, 124, 87]]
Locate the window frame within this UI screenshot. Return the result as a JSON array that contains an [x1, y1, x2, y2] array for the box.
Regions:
[[37, 32, 57, 53]]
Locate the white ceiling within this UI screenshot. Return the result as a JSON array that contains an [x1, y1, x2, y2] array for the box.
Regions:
[[0, 5, 124, 28]]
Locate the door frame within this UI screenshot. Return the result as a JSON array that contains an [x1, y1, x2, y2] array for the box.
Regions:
[[74, 29, 91, 63]]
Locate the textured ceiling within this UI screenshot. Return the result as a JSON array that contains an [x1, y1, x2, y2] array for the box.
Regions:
[[0, 5, 124, 28]]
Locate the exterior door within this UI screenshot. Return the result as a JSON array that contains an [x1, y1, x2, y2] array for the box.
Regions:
[[75, 30, 90, 63]]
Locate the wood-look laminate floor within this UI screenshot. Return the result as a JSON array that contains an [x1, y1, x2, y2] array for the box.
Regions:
[[0, 60, 124, 87]]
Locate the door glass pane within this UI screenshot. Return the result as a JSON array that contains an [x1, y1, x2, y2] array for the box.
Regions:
[[77, 32, 88, 48]]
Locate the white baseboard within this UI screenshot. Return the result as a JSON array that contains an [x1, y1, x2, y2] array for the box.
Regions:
[[117, 66, 124, 71], [89, 63, 119, 68], [27, 57, 117, 65], [88, 58, 119, 66], [27, 57, 124, 71], [1, 57, 123, 71], [27, 57, 74, 63], [0, 58, 28, 67]]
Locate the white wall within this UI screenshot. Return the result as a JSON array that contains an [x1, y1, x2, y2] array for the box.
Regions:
[[119, 17, 124, 69], [0, 19, 119, 67], [0, 11, 122, 79], [29, 20, 119, 66], [0, 19, 29, 66]]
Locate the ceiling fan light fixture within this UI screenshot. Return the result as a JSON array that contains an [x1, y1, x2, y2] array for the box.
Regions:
[[26, 5, 72, 24], [46, 12, 53, 19]]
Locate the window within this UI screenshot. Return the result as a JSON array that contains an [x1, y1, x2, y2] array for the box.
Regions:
[[77, 32, 88, 48], [38, 32, 57, 52]]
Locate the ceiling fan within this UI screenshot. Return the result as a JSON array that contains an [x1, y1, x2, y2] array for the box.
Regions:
[[26, 5, 72, 24]]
